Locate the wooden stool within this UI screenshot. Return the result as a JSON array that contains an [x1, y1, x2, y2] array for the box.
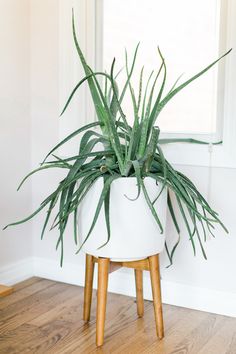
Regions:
[[83, 254, 164, 347]]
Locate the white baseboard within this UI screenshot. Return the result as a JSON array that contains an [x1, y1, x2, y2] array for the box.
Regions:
[[1, 256, 235, 318], [0, 258, 34, 286], [33, 257, 236, 318]]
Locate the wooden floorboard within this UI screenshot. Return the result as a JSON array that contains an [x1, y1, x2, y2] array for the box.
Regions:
[[0, 285, 13, 297], [0, 278, 235, 354]]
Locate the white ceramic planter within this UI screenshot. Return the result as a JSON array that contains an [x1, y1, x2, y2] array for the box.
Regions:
[[78, 177, 167, 261]]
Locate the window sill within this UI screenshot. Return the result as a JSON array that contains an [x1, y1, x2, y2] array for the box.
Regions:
[[162, 141, 236, 169]]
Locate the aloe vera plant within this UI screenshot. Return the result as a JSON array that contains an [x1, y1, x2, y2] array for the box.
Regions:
[[4, 14, 230, 266]]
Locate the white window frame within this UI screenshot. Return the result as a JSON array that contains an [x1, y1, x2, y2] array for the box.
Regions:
[[59, 0, 236, 168]]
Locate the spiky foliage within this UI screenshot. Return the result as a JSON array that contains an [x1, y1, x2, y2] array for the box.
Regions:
[[4, 14, 230, 266]]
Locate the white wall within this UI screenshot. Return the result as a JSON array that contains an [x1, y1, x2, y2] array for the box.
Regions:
[[161, 165, 236, 294], [1, 1, 235, 317], [0, 0, 32, 272], [30, 0, 84, 267]]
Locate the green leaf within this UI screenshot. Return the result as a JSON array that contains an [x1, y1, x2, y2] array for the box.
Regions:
[[176, 196, 196, 256], [152, 145, 167, 204], [3, 201, 49, 230], [72, 11, 107, 128], [41, 193, 59, 240], [119, 43, 140, 105], [167, 191, 180, 234], [42, 121, 102, 163], [76, 174, 119, 253], [143, 127, 160, 173], [110, 59, 128, 127], [141, 70, 154, 120], [124, 160, 142, 201], [17, 163, 70, 191], [97, 174, 111, 249], [148, 47, 167, 131], [153, 49, 232, 123], [159, 138, 222, 145], [46, 149, 114, 164], [138, 61, 164, 158], [79, 130, 103, 153], [141, 178, 163, 233]]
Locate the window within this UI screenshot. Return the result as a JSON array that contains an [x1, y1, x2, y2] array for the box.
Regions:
[[59, 0, 236, 167], [100, 0, 226, 138]]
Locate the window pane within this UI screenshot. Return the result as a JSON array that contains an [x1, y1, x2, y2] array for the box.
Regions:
[[102, 0, 221, 134]]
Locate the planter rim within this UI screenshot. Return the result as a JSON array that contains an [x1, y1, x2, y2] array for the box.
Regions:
[[92, 176, 160, 180]]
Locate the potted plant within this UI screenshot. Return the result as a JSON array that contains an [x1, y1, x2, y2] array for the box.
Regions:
[[4, 15, 230, 266]]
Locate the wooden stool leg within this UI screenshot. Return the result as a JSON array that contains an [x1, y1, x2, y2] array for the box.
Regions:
[[149, 254, 164, 339], [135, 269, 144, 317], [83, 254, 95, 322], [96, 257, 110, 347]]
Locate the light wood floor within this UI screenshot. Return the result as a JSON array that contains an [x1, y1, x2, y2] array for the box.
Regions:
[[0, 277, 235, 354]]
